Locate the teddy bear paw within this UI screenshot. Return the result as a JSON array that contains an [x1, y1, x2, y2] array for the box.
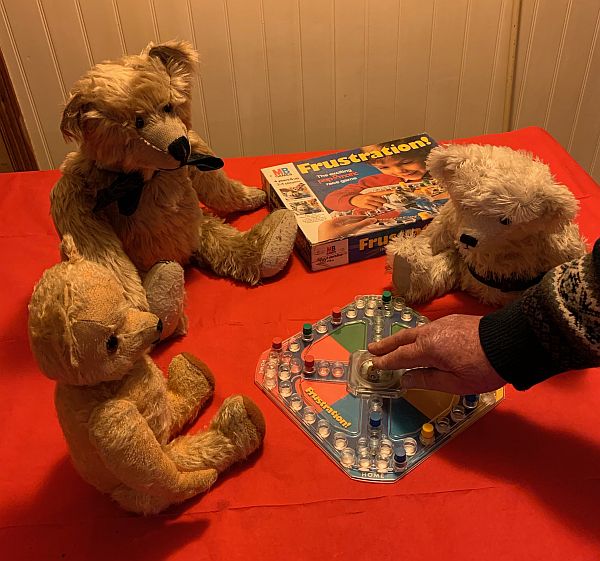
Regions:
[[241, 186, 267, 210], [211, 395, 266, 461], [143, 261, 187, 340], [255, 209, 298, 278], [391, 253, 413, 296]]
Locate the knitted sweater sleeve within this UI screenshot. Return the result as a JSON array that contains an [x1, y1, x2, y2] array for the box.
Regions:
[[479, 238, 600, 390]]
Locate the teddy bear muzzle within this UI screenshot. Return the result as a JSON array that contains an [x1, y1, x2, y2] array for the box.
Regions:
[[168, 136, 191, 164], [121, 309, 163, 347]]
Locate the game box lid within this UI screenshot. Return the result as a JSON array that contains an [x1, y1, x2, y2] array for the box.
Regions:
[[261, 133, 449, 271]]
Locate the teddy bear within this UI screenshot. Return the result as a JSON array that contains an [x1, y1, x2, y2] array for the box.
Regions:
[[51, 40, 298, 340], [28, 236, 266, 515], [387, 143, 587, 306]]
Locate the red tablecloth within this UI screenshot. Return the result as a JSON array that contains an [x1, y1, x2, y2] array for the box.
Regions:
[[1, 127, 599, 561]]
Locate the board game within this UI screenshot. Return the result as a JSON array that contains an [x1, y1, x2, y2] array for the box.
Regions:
[[255, 292, 504, 482]]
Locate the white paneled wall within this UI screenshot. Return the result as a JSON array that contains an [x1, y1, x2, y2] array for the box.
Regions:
[[513, 0, 600, 180], [1, 0, 599, 184]]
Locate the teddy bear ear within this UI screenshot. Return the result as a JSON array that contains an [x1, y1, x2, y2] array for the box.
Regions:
[[146, 40, 199, 76], [60, 92, 87, 142], [425, 144, 469, 181], [542, 182, 579, 223]]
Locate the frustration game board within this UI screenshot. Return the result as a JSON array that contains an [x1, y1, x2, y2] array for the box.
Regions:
[[255, 293, 504, 482]]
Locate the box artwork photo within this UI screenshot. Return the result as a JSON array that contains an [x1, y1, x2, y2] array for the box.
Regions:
[[262, 134, 448, 271]]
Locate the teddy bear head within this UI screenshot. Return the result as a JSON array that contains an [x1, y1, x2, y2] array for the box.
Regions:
[[28, 236, 162, 386], [426, 143, 578, 250], [60, 40, 199, 172]]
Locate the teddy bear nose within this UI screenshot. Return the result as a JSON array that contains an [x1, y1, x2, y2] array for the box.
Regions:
[[168, 136, 190, 163], [156, 319, 163, 333], [459, 233, 478, 248]]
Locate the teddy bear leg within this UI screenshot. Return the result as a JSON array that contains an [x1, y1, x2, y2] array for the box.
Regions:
[[165, 395, 265, 473], [111, 485, 175, 515], [387, 235, 459, 304], [193, 210, 297, 285], [110, 461, 218, 515], [167, 353, 215, 437], [142, 261, 187, 340], [244, 209, 298, 280]]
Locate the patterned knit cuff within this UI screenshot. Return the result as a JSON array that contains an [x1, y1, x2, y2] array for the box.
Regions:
[[479, 300, 562, 390]]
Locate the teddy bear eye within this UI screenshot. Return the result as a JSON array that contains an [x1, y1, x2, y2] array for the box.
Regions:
[[163, 104, 173, 113], [106, 335, 119, 353], [499, 217, 512, 225], [135, 116, 145, 129]]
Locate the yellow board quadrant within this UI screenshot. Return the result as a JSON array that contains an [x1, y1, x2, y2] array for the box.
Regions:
[[404, 389, 458, 419]]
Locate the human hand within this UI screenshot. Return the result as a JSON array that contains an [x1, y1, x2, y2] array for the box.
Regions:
[[367, 314, 506, 394], [318, 215, 378, 241], [350, 194, 388, 210]]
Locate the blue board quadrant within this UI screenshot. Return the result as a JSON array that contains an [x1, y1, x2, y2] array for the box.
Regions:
[[389, 398, 429, 436]]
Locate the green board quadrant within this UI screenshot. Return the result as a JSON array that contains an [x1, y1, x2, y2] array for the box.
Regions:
[[330, 322, 367, 353], [391, 322, 406, 335]]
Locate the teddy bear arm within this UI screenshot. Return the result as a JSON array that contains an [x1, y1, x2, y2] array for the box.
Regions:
[[88, 399, 217, 499], [425, 202, 459, 255], [188, 130, 266, 213], [51, 183, 149, 311], [166, 353, 215, 437]]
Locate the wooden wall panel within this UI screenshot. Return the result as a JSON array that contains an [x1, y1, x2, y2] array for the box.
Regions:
[[77, 1, 124, 62], [393, 0, 434, 138], [189, 1, 241, 155], [568, 14, 600, 174], [225, 0, 274, 156], [362, 0, 400, 144], [425, 0, 469, 141], [298, 0, 335, 151], [1, 0, 599, 183], [333, 0, 366, 149], [453, 0, 508, 139], [513, 0, 600, 181], [150, 0, 209, 142], [262, 0, 305, 153], [513, 0, 571, 128], [544, 0, 600, 148], [114, 0, 156, 54], [0, 0, 67, 166]]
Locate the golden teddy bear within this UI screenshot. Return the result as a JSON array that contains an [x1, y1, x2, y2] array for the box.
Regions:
[[28, 236, 265, 515], [387, 143, 587, 305], [51, 40, 297, 340]]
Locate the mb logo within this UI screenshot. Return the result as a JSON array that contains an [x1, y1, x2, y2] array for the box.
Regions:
[[272, 167, 292, 177]]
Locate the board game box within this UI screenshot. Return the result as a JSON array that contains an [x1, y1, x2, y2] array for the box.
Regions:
[[261, 133, 448, 271]]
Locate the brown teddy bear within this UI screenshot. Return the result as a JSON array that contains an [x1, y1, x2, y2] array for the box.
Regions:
[[387, 143, 587, 306], [28, 236, 265, 515], [51, 40, 297, 340]]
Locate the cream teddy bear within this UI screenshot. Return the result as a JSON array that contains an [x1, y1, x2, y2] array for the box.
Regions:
[[51, 40, 297, 340], [28, 236, 265, 515], [387, 143, 587, 306]]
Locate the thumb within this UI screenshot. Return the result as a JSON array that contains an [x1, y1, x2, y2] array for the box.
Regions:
[[401, 368, 461, 394]]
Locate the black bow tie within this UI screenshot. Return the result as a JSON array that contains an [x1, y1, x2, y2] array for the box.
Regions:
[[93, 153, 224, 216]]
